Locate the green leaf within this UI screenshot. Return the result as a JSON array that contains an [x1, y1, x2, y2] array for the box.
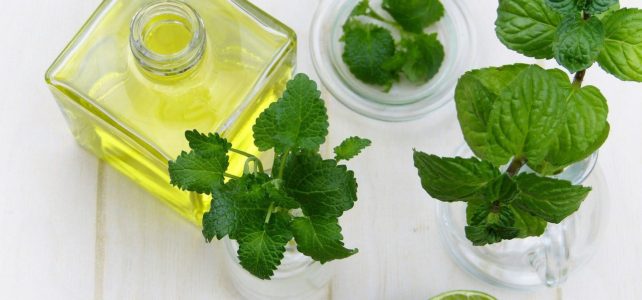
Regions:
[[465, 175, 518, 227], [341, 21, 398, 88], [496, 0, 563, 59], [454, 64, 529, 164], [398, 33, 445, 83], [334, 136, 372, 161], [597, 8, 642, 82], [253, 74, 329, 153], [553, 15, 605, 73], [184, 130, 232, 158], [168, 150, 229, 194], [237, 214, 293, 280], [513, 173, 591, 223], [487, 65, 570, 166], [283, 151, 358, 218], [511, 206, 548, 238], [545, 0, 581, 14], [290, 217, 358, 263], [265, 180, 300, 209], [382, 0, 445, 33], [464, 175, 542, 244], [530, 86, 609, 174], [202, 173, 272, 241], [585, 0, 619, 15], [349, 0, 371, 17], [413, 152, 501, 202], [465, 224, 520, 246]]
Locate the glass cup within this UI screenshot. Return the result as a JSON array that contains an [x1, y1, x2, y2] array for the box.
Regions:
[[437, 145, 608, 289], [223, 238, 334, 300], [310, 0, 475, 121]]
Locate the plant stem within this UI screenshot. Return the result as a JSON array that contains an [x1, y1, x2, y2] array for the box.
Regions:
[[224, 173, 240, 180], [264, 202, 275, 224], [276, 150, 290, 179], [573, 69, 586, 87], [506, 157, 526, 177], [229, 148, 257, 158], [368, 12, 400, 29]]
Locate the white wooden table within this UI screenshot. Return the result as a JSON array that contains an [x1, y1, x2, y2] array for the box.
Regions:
[[2, 0, 642, 299]]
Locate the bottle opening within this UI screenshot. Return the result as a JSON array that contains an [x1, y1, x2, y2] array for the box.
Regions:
[[130, 1, 206, 76]]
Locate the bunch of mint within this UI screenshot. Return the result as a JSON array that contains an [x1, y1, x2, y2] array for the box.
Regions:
[[341, 0, 446, 91], [168, 74, 371, 279], [415, 0, 642, 245]]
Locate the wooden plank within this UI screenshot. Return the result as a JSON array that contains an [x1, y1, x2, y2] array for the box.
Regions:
[[0, 1, 101, 299]]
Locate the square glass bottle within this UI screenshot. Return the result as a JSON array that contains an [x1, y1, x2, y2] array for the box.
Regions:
[[45, 0, 296, 225]]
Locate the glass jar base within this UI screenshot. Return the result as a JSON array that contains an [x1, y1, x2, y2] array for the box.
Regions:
[[223, 238, 333, 300]]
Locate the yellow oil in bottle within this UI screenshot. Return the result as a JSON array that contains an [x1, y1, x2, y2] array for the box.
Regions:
[[46, 0, 296, 225]]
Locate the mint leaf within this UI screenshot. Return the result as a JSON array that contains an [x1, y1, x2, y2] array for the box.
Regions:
[[487, 65, 570, 166], [349, 0, 371, 17], [185, 130, 232, 158], [513, 173, 591, 223], [382, 0, 445, 33], [341, 21, 398, 88], [237, 213, 293, 280], [545, 0, 581, 14], [511, 206, 548, 238], [496, 0, 563, 59], [465, 175, 518, 231], [454, 64, 530, 163], [413, 152, 501, 202], [265, 180, 300, 209], [168, 150, 229, 194], [283, 151, 357, 218], [531, 86, 609, 174], [597, 8, 642, 82], [253, 74, 329, 153], [290, 216, 358, 263], [465, 224, 520, 246], [398, 33, 445, 83], [202, 173, 271, 241], [334, 136, 372, 161], [586, 0, 619, 15], [553, 15, 605, 73]]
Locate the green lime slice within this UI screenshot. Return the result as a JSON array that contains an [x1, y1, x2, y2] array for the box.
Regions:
[[429, 290, 497, 300]]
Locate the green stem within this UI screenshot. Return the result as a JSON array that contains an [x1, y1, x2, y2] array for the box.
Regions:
[[264, 202, 275, 224], [276, 150, 291, 179], [229, 148, 258, 159], [243, 157, 264, 174], [224, 173, 240, 180], [367, 11, 400, 29]]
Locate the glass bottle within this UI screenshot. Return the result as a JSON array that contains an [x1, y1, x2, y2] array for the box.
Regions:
[[45, 0, 296, 225]]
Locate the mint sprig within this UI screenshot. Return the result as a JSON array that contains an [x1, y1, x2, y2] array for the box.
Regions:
[[341, 0, 445, 91], [169, 74, 370, 279], [415, 0, 642, 245]]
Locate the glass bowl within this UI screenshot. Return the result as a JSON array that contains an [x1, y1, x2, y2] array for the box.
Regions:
[[310, 0, 476, 121]]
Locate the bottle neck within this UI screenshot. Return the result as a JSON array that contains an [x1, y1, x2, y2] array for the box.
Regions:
[[129, 1, 206, 76]]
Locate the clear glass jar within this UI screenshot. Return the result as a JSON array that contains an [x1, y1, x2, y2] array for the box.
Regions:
[[223, 238, 333, 300], [437, 145, 608, 289], [310, 0, 475, 121], [45, 0, 296, 225]]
